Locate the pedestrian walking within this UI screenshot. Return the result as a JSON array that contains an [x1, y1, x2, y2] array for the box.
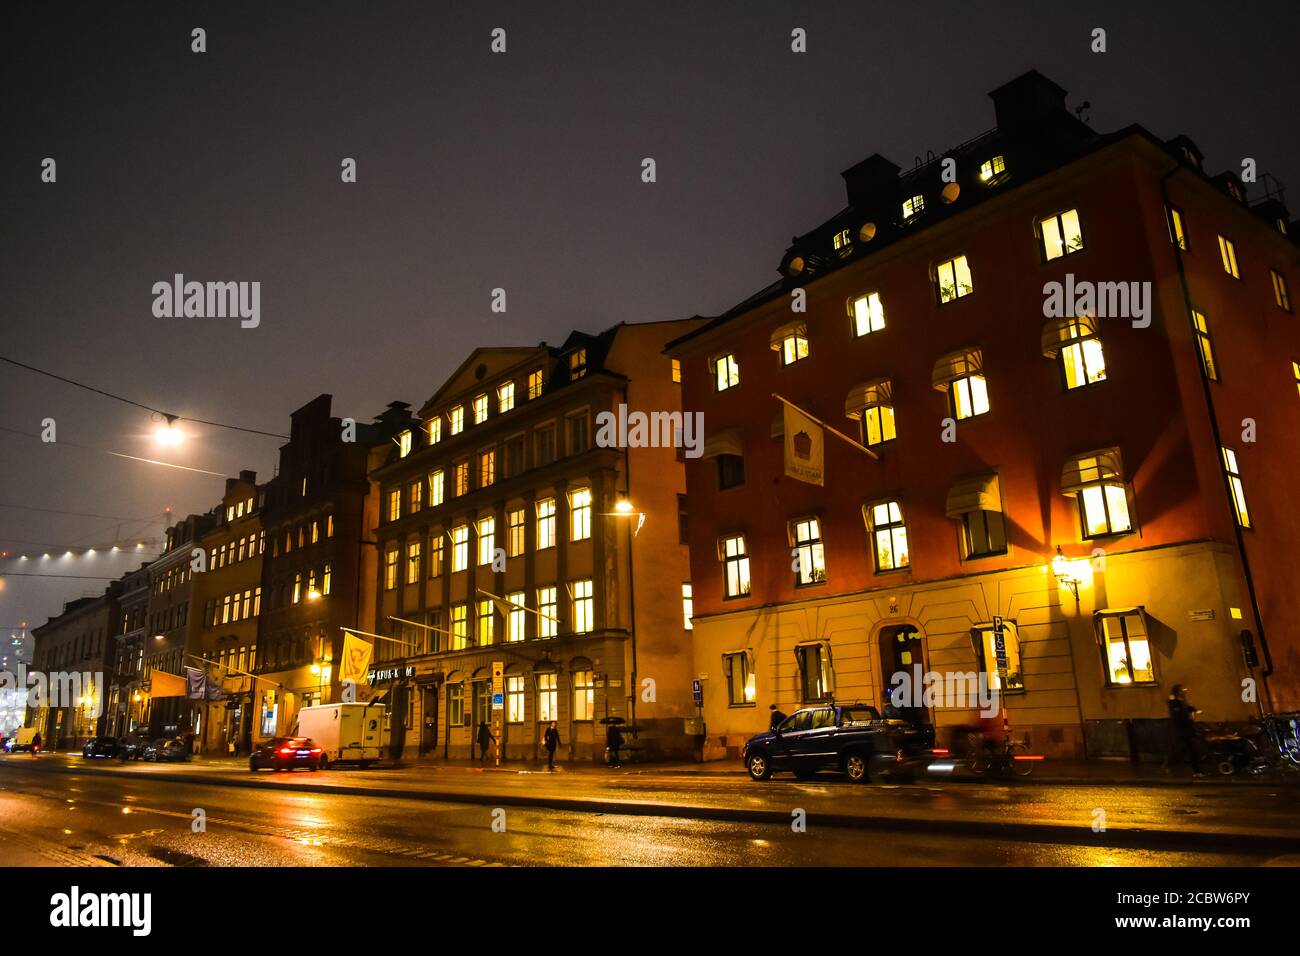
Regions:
[[768, 704, 787, 732], [606, 723, 624, 768], [476, 721, 496, 762], [1164, 684, 1205, 776], [31, 731, 42, 755], [543, 721, 561, 771]]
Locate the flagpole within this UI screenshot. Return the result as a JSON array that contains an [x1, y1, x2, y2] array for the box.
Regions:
[[383, 618, 456, 644], [185, 653, 282, 688], [772, 392, 879, 460], [476, 587, 560, 625]]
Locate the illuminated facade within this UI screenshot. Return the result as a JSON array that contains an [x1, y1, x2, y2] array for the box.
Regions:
[[669, 71, 1299, 759]]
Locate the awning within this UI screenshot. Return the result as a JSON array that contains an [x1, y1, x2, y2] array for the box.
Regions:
[[700, 427, 744, 459], [1061, 448, 1123, 494], [844, 378, 893, 419], [931, 347, 983, 390], [945, 474, 1002, 517], [769, 319, 808, 351], [1041, 315, 1099, 357]]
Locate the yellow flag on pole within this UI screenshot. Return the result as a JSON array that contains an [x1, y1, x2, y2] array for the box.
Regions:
[[340, 631, 374, 685], [783, 401, 824, 486]]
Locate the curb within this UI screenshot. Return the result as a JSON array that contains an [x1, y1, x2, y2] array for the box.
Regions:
[[11, 761, 1298, 855]]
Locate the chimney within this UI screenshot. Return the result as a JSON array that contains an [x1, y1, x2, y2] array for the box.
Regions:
[[840, 154, 901, 206], [989, 70, 1069, 130], [239, 469, 257, 484]]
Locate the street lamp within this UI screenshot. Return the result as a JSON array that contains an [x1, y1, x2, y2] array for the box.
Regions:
[[154, 415, 183, 446]]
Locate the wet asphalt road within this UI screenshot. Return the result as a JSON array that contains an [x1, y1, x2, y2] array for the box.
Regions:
[[1, 757, 1294, 867]]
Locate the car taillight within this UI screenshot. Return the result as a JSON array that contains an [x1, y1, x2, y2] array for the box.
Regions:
[[279, 747, 295, 755], [930, 748, 950, 756], [310, 748, 321, 754]]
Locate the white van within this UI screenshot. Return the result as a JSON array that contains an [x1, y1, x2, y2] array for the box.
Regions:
[[295, 702, 390, 767]]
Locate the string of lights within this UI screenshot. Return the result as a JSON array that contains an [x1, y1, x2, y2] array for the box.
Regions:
[[0, 355, 289, 439]]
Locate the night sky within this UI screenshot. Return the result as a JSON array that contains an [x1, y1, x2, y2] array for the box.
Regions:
[[2, 0, 1297, 633]]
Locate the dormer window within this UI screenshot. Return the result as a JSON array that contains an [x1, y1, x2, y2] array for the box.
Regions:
[[902, 194, 925, 219], [979, 155, 1006, 182], [1225, 180, 1244, 203], [770, 321, 809, 366], [1181, 145, 1201, 168], [832, 229, 852, 255], [569, 349, 588, 379], [397, 429, 413, 458]]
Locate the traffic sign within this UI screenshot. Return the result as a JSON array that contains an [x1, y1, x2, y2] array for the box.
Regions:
[[691, 679, 703, 706]]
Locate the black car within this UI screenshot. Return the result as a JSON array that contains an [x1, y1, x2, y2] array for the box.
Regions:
[[249, 736, 323, 772], [742, 703, 935, 783], [82, 736, 121, 758], [142, 737, 190, 762], [116, 733, 150, 760]]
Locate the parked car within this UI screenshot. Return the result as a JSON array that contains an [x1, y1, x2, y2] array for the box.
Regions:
[[249, 736, 323, 772], [742, 703, 935, 783], [4, 728, 41, 753], [82, 736, 121, 758], [116, 733, 150, 761], [142, 737, 190, 762]]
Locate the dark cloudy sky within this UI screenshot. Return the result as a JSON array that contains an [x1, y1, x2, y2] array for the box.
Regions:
[[2, 0, 1297, 634]]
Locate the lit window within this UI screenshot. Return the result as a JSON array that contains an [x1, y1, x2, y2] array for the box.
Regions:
[[1293, 361, 1300, 399], [536, 498, 557, 549], [507, 508, 526, 556], [428, 534, 443, 577], [429, 470, 445, 507], [573, 670, 594, 720], [979, 155, 1006, 181], [796, 644, 832, 702], [1218, 235, 1240, 278], [724, 652, 755, 706], [325, 516, 332, 538], [868, 500, 909, 572], [1040, 209, 1084, 261], [472, 394, 489, 425], [454, 460, 469, 496], [476, 516, 495, 565], [406, 541, 421, 585], [569, 487, 592, 541], [569, 348, 587, 378], [450, 604, 468, 650], [713, 354, 740, 391], [1097, 611, 1155, 686], [721, 534, 751, 598], [862, 404, 896, 446], [321, 566, 330, 596], [537, 672, 559, 722], [776, 329, 809, 366], [450, 525, 469, 572], [1166, 205, 1188, 250], [506, 675, 525, 723], [1058, 320, 1107, 389], [527, 369, 544, 400], [497, 381, 515, 413], [427, 417, 442, 445], [681, 583, 693, 631], [478, 448, 495, 487], [832, 228, 853, 253], [477, 599, 495, 645], [449, 405, 465, 435], [902, 194, 925, 219], [386, 488, 401, 522], [975, 622, 1023, 691], [1079, 482, 1132, 538], [951, 374, 990, 420], [671, 359, 681, 383], [850, 291, 885, 337], [1271, 270, 1292, 311], [1192, 310, 1219, 382], [791, 517, 825, 586], [384, 549, 398, 590], [397, 429, 413, 458], [572, 579, 594, 633], [935, 255, 973, 303], [506, 591, 526, 642], [1221, 447, 1251, 529], [537, 586, 558, 638]]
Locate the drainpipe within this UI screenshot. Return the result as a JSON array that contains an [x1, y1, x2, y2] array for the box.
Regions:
[[621, 385, 639, 743], [1160, 165, 1274, 713]]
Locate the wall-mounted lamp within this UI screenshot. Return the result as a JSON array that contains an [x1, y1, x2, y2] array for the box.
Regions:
[[1051, 546, 1080, 600]]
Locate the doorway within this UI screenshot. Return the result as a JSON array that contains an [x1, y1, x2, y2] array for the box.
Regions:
[[421, 685, 439, 755], [879, 625, 930, 727]]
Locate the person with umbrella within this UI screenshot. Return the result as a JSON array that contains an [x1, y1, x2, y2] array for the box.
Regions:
[[605, 720, 624, 768]]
